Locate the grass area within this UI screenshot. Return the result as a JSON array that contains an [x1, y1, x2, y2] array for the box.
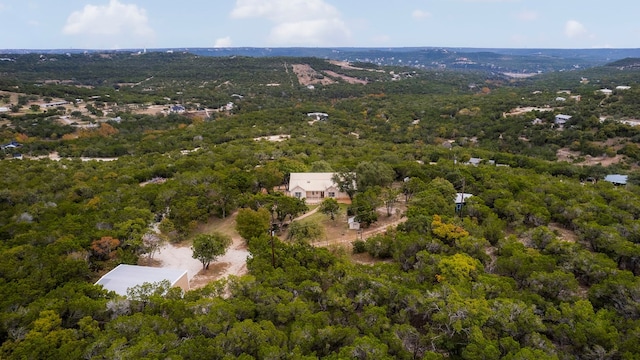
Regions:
[[296, 204, 352, 243], [196, 213, 241, 240]]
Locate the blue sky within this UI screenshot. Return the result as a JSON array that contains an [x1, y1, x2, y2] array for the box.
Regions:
[[1, 0, 638, 50]]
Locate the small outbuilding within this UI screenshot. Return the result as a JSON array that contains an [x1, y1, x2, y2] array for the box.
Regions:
[[455, 193, 474, 212], [95, 264, 189, 296]]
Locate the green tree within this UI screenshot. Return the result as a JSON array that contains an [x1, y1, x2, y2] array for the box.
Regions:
[[356, 161, 396, 191], [332, 171, 358, 201], [286, 221, 324, 243], [319, 198, 341, 221], [380, 187, 400, 217], [350, 188, 381, 228], [191, 232, 232, 270], [401, 177, 427, 203], [236, 207, 271, 242]]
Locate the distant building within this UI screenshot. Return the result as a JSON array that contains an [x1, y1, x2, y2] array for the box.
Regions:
[[222, 102, 234, 111], [616, 86, 631, 90], [604, 174, 628, 186], [348, 216, 360, 230], [555, 114, 572, 125], [170, 105, 186, 113], [95, 264, 189, 297], [455, 193, 474, 212], [307, 112, 329, 121], [464, 157, 495, 166], [598, 89, 613, 95], [41, 101, 68, 108], [1, 141, 22, 150]]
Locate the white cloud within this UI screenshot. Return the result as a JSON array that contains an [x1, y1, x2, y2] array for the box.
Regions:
[[412, 9, 432, 20], [214, 37, 233, 48], [565, 20, 587, 39], [515, 10, 538, 22], [63, 0, 154, 48], [230, 0, 351, 46]]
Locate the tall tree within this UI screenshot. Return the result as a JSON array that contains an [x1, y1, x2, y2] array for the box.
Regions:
[[332, 171, 358, 201], [319, 198, 341, 221], [191, 232, 232, 270], [355, 161, 396, 191], [235, 207, 271, 242], [350, 188, 381, 228]]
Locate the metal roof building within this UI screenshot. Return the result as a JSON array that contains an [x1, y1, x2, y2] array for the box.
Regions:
[[95, 264, 189, 296], [604, 174, 628, 186]]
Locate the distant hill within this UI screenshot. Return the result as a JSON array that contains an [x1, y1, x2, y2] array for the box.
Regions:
[[605, 57, 640, 69], [3, 47, 640, 74]]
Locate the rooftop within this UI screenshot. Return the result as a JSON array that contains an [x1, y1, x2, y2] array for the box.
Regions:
[[95, 264, 188, 296]]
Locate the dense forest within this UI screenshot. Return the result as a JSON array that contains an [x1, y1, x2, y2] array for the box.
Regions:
[[1, 51, 640, 359]]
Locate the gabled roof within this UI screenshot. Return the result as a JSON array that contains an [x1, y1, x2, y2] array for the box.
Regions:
[[289, 172, 340, 192], [95, 264, 188, 296]]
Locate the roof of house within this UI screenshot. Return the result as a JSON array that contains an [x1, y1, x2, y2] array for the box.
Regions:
[[95, 264, 188, 296], [455, 193, 474, 204], [604, 174, 628, 185], [289, 172, 341, 192], [555, 114, 572, 120]]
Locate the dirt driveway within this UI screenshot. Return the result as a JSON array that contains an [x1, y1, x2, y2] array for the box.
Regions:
[[154, 235, 249, 290], [153, 205, 406, 290]]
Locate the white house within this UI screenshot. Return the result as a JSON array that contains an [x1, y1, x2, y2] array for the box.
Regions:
[[287, 172, 351, 203], [95, 264, 189, 297], [598, 89, 613, 96]]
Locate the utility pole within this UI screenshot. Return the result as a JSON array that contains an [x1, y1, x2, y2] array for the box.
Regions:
[[270, 227, 275, 268]]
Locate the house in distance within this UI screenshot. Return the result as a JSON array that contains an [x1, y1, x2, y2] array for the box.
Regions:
[[287, 172, 351, 203]]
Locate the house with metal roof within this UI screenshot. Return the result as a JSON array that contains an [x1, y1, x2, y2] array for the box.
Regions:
[[95, 264, 189, 296], [604, 174, 628, 186], [287, 172, 351, 203]]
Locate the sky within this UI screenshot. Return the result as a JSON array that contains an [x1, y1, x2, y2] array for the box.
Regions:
[[1, 0, 638, 50]]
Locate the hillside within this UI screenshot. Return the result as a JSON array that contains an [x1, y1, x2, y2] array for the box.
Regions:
[[0, 52, 640, 359]]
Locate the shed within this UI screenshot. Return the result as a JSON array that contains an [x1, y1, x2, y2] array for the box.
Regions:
[[455, 193, 474, 212], [348, 216, 360, 230], [95, 264, 189, 296]]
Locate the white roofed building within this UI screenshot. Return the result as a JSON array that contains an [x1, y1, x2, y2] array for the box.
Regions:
[[287, 172, 351, 203], [95, 264, 189, 297]]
